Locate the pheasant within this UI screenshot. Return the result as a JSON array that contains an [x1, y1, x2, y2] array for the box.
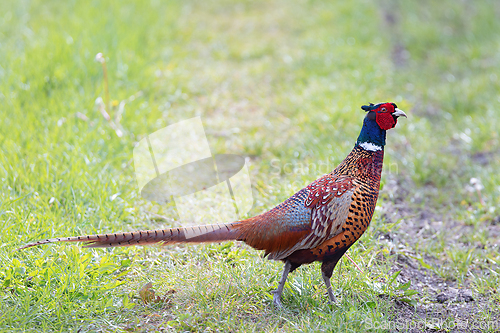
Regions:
[[20, 102, 407, 307]]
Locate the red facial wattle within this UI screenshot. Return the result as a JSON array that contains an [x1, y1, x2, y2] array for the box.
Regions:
[[376, 112, 397, 130]]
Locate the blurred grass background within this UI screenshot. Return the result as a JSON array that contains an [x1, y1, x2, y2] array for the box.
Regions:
[[1, 0, 499, 331]]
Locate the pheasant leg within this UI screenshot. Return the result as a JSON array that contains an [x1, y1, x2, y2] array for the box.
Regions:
[[272, 260, 291, 308], [322, 271, 337, 304], [321, 249, 348, 304]]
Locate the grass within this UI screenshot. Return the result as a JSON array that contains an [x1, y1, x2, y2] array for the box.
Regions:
[[1, 0, 500, 331]]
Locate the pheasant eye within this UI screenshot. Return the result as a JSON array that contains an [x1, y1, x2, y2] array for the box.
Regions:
[[381, 107, 387, 112]]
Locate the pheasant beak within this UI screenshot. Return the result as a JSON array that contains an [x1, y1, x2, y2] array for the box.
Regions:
[[393, 108, 407, 118]]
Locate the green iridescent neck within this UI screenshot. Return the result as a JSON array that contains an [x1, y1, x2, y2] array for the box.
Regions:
[[355, 116, 386, 150]]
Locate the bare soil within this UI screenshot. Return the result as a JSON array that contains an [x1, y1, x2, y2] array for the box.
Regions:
[[375, 176, 500, 332]]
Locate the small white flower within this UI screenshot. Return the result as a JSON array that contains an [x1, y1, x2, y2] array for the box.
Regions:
[[95, 52, 105, 63], [469, 177, 484, 191]]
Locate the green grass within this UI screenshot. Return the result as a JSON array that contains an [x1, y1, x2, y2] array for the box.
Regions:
[[1, 0, 500, 331]]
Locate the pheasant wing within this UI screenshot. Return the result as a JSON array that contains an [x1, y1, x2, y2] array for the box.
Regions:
[[301, 175, 355, 249], [259, 174, 356, 260]]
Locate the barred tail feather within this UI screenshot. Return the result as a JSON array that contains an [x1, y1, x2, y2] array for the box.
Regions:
[[18, 222, 244, 250]]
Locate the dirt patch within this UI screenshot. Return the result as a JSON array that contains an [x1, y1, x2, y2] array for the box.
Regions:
[[375, 174, 500, 332], [384, 254, 495, 332]]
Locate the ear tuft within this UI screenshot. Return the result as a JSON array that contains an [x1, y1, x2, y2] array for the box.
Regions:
[[361, 103, 375, 112]]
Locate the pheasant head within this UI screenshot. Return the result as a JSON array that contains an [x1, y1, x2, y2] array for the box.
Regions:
[[356, 102, 407, 151]]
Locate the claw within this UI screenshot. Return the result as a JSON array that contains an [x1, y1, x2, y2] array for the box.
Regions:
[[327, 293, 337, 305], [274, 301, 283, 308], [271, 289, 283, 308]]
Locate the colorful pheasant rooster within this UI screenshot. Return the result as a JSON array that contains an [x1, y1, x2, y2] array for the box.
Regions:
[[20, 102, 407, 307]]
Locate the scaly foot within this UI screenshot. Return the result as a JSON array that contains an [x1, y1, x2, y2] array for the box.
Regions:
[[271, 289, 283, 308]]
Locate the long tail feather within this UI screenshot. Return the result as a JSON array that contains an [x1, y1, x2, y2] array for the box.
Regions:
[[18, 222, 244, 250]]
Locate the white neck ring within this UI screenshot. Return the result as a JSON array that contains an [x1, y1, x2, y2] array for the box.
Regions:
[[359, 141, 383, 151]]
